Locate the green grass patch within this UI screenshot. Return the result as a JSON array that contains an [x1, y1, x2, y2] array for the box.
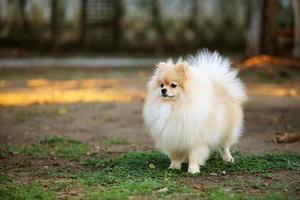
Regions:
[[1, 136, 299, 199], [79, 179, 194, 200], [0, 135, 90, 160], [0, 180, 55, 200], [202, 188, 291, 200], [103, 137, 130, 146], [207, 188, 238, 200], [0, 174, 9, 183], [77, 151, 299, 199], [81, 151, 300, 180], [202, 152, 300, 173], [243, 192, 292, 200]]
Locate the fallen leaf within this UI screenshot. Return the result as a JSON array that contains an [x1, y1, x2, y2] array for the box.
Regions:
[[267, 116, 278, 125], [274, 132, 300, 143], [192, 184, 204, 190]]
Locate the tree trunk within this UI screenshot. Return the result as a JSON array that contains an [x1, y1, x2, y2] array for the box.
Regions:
[[152, 0, 164, 54], [80, 0, 87, 46], [18, 0, 30, 46], [19, 0, 28, 30], [247, 0, 264, 56], [190, 0, 198, 27], [292, 0, 300, 58], [51, 0, 60, 49], [113, 0, 123, 50], [262, 0, 279, 55], [189, 0, 199, 47]]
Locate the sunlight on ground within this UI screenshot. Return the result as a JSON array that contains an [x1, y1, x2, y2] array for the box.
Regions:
[[0, 79, 145, 106], [247, 84, 299, 97], [0, 78, 299, 106], [26, 78, 121, 89]]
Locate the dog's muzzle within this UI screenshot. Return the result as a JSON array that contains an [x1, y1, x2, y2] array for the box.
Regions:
[[161, 88, 167, 96], [161, 88, 174, 98]]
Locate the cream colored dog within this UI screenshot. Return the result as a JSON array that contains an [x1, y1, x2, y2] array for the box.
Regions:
[[143, 50, 247, 174]]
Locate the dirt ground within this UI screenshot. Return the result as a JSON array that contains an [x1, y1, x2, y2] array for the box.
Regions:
[[0, 66, 300, 154], [184, 170, 300, 196]]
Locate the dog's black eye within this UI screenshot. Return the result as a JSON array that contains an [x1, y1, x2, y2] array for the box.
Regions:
[[171, 83, 177, 88], [160, 83, 164, 88]]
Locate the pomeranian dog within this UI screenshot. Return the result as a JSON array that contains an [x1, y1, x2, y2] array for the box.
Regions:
[[143, 50, 247, 174]]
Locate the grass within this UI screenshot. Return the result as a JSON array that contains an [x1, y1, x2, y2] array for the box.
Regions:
[[0, 135, 90, 160], [0, 180, 56, 200], [103, 137, 130, 146], [0, 136, 299, 200]]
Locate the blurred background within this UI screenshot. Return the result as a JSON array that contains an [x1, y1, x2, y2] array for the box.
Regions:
[[0, 0, 299, 57], [1, 1, 300, 198], [0, 0, 299, 153]]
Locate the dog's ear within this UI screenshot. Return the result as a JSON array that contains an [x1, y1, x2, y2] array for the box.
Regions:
[[176, 62, 188, 77], [157, 62, 168, 70]]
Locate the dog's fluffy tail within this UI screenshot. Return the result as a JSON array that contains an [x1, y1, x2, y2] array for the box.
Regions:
[[188, 50, 247, 104]]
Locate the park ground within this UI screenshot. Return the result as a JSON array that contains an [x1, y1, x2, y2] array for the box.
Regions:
[[0, 62, 300, 199]]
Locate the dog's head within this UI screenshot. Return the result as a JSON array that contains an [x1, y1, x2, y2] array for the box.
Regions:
[[153, 60, 189, 101]]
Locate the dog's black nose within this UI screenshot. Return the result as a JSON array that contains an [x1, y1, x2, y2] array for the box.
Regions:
[[161, 88, 167, 94]]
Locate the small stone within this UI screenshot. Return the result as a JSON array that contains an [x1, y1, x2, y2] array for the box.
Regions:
[[157, 187, 168, 193], [221, 170, 226, 175], [210, 172, 218, 176], [11, 151, 19, 156], [149, 163, 155, 169]]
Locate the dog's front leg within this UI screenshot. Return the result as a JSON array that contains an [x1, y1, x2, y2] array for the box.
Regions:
[[188, 145, 210, 174]]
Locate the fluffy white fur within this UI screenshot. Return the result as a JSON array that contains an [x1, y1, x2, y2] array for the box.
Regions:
[[143, 50, 247, 173]]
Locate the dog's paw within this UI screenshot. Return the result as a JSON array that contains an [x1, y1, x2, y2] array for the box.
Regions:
[[223, 155, 234, 163], [169, 161, 181, 170], [188, 164, 200, 174]]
